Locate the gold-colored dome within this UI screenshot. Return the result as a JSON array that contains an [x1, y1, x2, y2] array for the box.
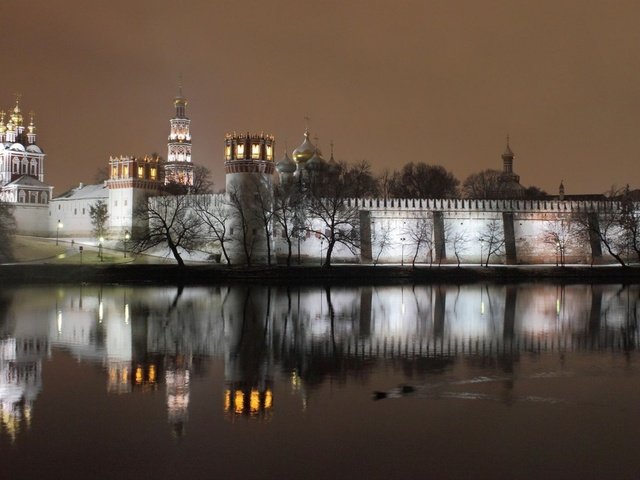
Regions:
[[292, 130, 316, 164]]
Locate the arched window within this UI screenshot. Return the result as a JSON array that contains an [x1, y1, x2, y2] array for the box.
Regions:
[[30, 160, 38, 175], [18, 190, 26, 203], [21, 159, 28, 174], [12, 159, 18, 173]]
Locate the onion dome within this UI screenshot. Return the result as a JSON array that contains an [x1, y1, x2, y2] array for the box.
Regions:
[[305, 149, 325, 171], [276, 151, 297, 174], [327, 141, 339, 173], [501, 135, 514, 161], [292, 130, 316, 164]]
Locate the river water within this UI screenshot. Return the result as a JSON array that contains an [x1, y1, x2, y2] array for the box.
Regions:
[[1, 283, 639, 479]]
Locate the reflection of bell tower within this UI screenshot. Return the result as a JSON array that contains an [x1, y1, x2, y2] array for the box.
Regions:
[[165, 354, 191, 437], [165, 81, 194, 188]]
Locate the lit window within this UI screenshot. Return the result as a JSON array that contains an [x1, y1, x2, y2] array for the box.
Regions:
[[112, 166, 117, 178], [236, 143, 245, 157], [150, 168, 156, 179], [138, 166, 144, 177], [225, 145, 231, 160], [123, 165, 129, 177], [266, 145, 273, 160], [251, 144, 261, 159]]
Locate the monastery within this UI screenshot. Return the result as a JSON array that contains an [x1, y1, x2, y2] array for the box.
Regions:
[[1, 92, 633, 265]]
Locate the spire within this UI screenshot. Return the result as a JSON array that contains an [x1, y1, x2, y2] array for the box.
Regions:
[[501, 135, 514, 174], [559, 180, 565, 200], [174, 76, 187, 119]]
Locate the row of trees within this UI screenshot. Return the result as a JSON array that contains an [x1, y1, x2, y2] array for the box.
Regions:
[[132, 161, 364, 267]]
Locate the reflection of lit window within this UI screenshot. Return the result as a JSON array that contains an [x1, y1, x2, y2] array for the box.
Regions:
[[225, 145, 231, 160], [148, 365, 156, 383], [251, 144, 261, 159], [234, 390, 244, 414], [236, 143, 245, 157], [250, 389, 260, 413], [264, 389, 273, 410], [135, 367, 143, 384], [224, 390, 231, 412]]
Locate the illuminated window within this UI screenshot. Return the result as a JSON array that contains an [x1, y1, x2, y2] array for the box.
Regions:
[[112, 166, 118, 178], [251, 143, 261, 159], [266, 145, 273, 160], [123, 165, 129, 177], [236, 143, 245, 158], [138, 166, 144, 177], [150, 168, 156, 179], [225, 145, 231, 160]]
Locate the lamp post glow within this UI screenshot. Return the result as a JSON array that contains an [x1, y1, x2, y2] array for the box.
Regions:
[[56, 220, 63, 245], [124, 230, 130, 258], [99, 236, 104, 262], [556, 242, 560, 267]]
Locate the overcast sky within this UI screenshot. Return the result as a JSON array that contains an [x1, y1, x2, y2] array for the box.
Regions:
[[3, 0, 640, 195]]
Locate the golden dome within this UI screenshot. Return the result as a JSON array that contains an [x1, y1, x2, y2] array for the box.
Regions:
[[292, 130, 316, 164]]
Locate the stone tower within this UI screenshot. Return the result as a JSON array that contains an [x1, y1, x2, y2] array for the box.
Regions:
[[164, 83, 194, 188], [224, 132, 275, 265], [107, 154, 163, 235]]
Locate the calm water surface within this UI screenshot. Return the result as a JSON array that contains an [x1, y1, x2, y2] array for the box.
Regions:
[[1, 283, 639, 479]]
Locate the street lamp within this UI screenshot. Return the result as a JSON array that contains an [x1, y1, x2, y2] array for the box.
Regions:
[[556, 242, 560, 267], [124, 230, 130, 258], [56, 220, 63, 245], [99, 236, 104, 262], [400, 237, 406, 266]]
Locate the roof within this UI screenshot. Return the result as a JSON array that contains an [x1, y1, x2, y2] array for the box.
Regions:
[[4, 175, 51, 188], [54, 182, 108, 201]]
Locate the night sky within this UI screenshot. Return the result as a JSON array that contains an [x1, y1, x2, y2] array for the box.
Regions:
[[3, 0, 640, 195]]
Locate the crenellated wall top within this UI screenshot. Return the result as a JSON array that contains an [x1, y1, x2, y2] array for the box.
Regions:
[[344, 197, 633, 213]]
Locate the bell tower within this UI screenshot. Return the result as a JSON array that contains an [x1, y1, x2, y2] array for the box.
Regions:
[[165, 80, 194, 188]]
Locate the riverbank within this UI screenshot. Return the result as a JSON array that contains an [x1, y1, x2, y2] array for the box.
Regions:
[[2, 263, 640, 285]]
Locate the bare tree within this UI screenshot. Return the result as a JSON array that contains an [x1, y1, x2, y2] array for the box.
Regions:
[[450, 229, 470, 267], [191, 164, 215, 194], [0, 202, 16, 262], [252, 177, 275, 266], [372, 221, 394, 265], [273, 182, 307, 266], [226, 184, 257, 266], [573, 207, 627, 266], [478, 218, 505, 266], [462, 169, 504, 199], [132, 194, 202, 266], [403, 215, 434, 267], [342, 159, 380, 198], [389, 163, 459, 199], [307, 165, 360, 267], [193, 194, 232, 264], [617, 186, 640, 262], [541, 218, 577, 266]]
